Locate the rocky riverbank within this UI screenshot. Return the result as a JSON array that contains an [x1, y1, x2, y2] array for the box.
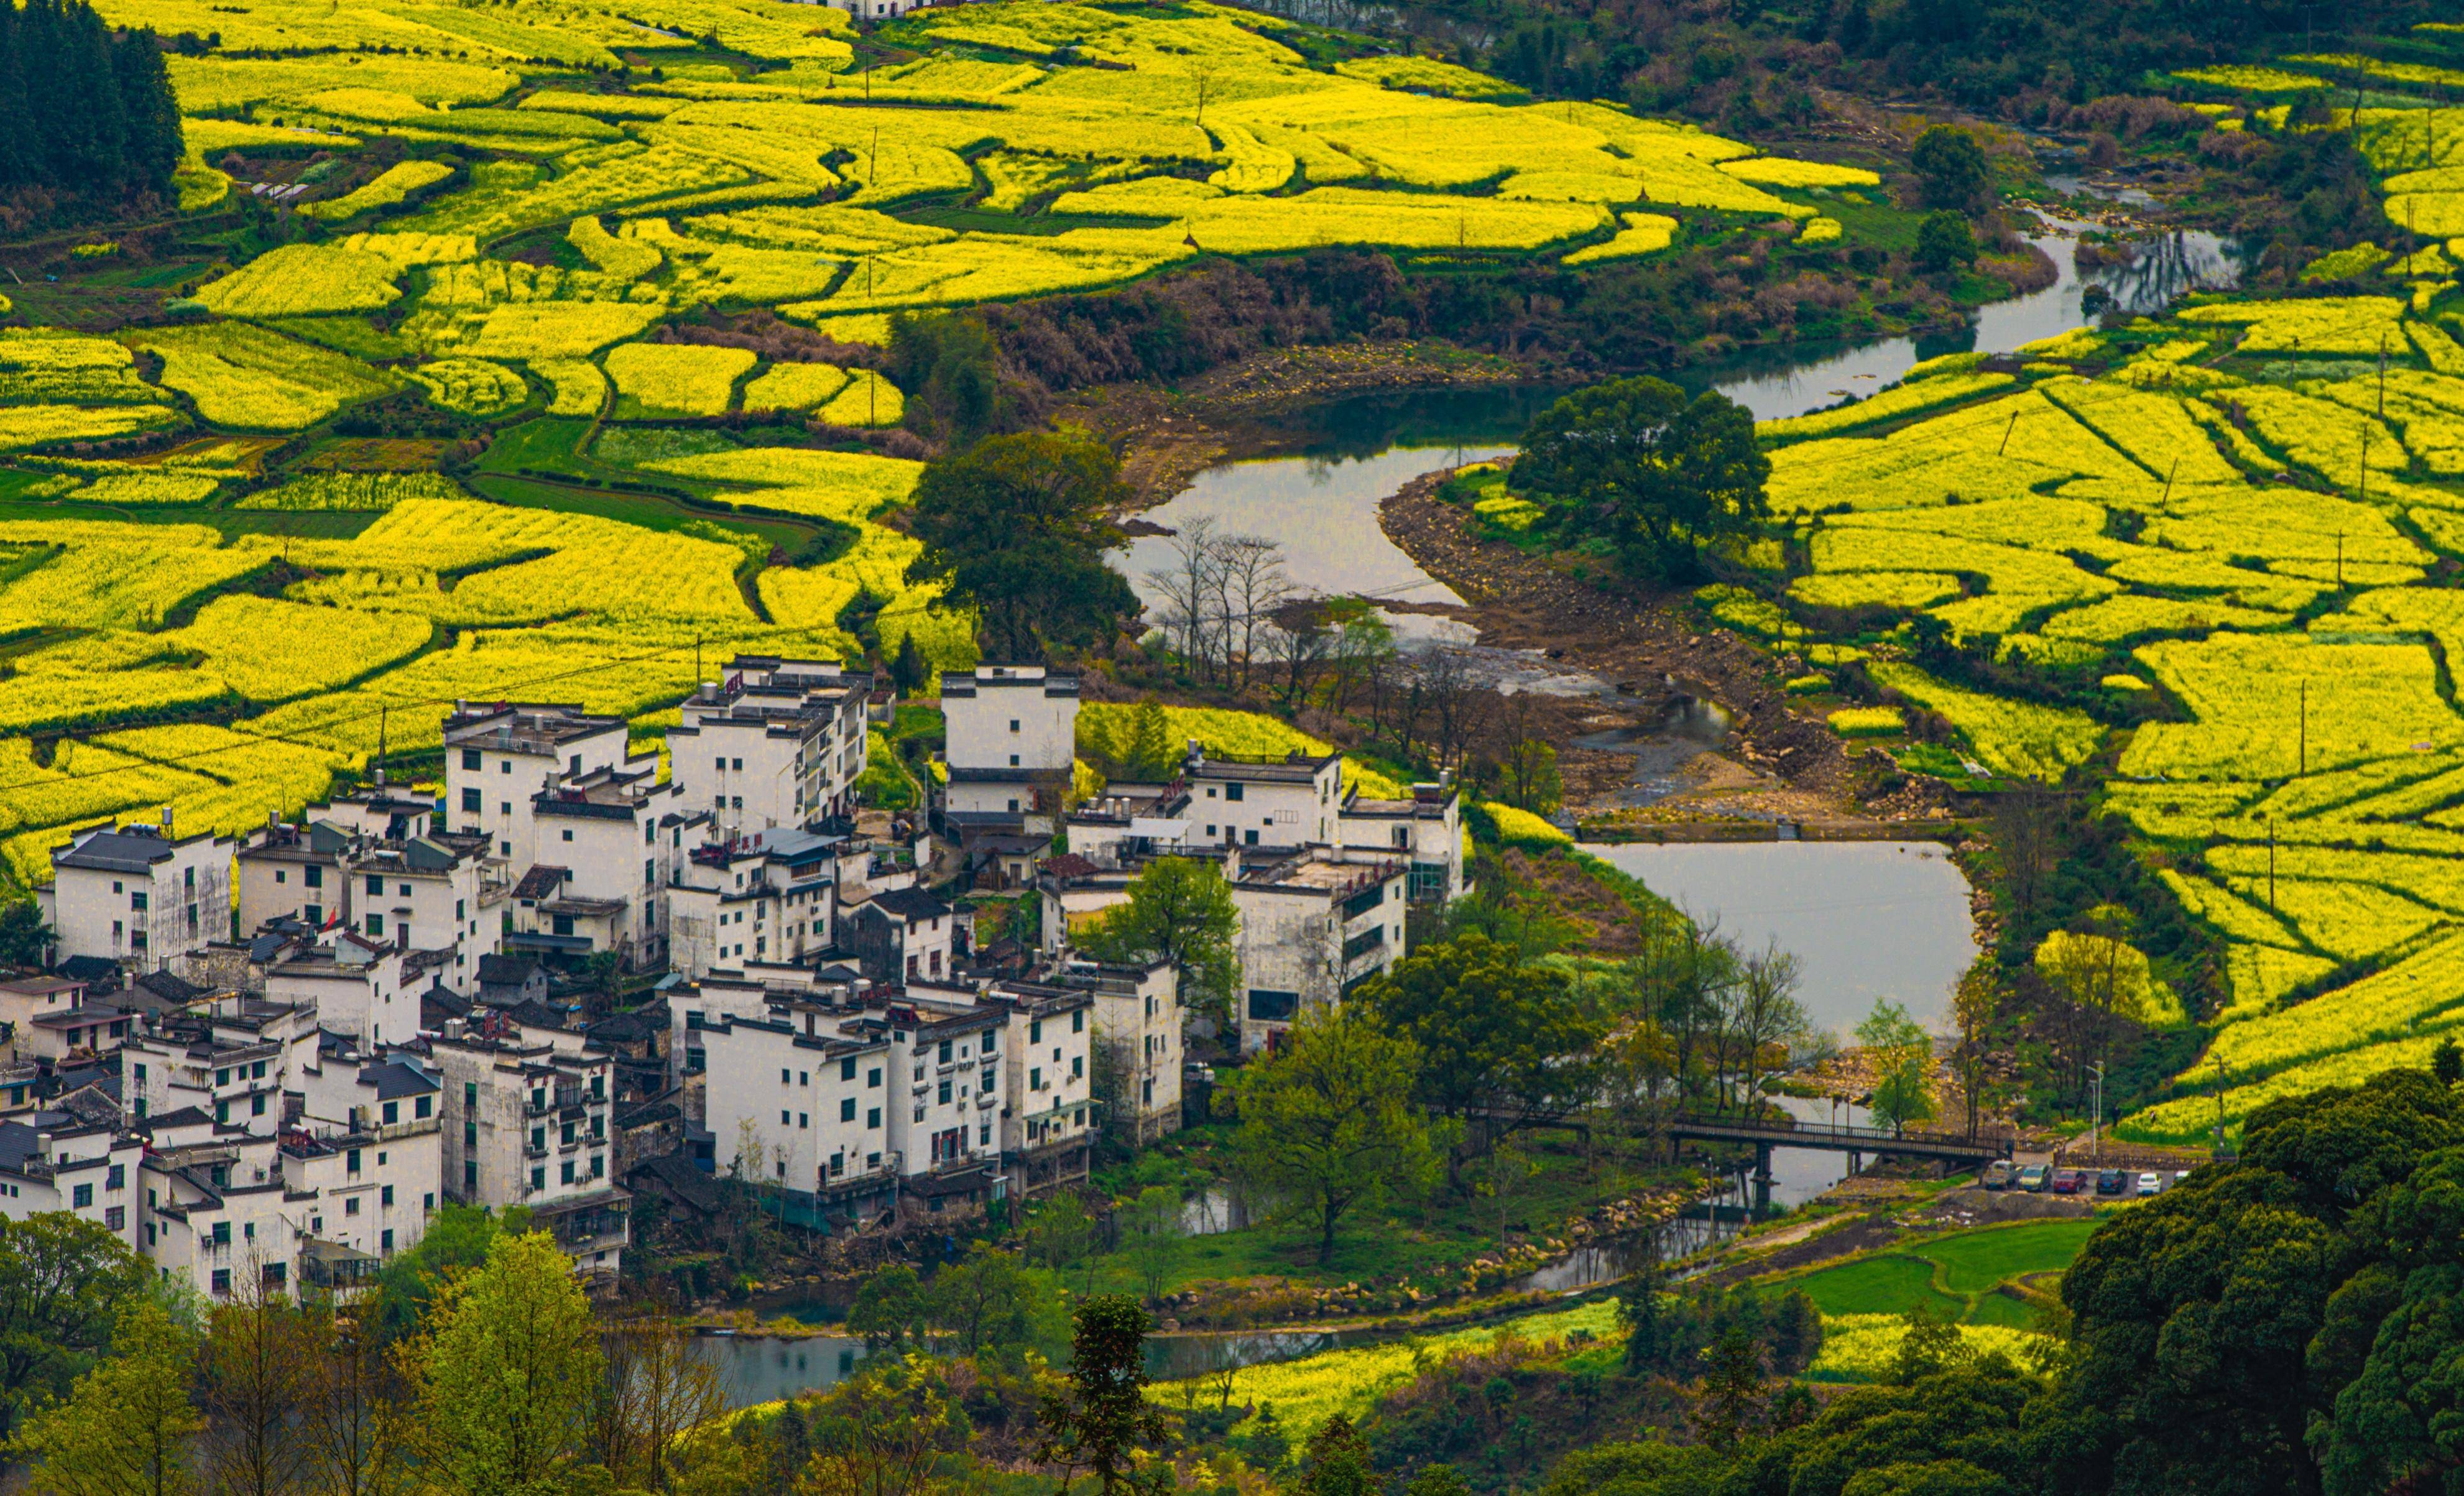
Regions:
[[1377, 467, 1954, 831]]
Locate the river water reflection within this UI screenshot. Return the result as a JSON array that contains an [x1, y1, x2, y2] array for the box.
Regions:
[[1577, 840, 1978, 1033]]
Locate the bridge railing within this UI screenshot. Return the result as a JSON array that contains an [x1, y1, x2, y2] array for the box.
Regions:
[[1666, 1109, 2014, 1154]]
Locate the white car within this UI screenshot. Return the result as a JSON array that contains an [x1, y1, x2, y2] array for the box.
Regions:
[[2135, 1171, 2162, 1197]]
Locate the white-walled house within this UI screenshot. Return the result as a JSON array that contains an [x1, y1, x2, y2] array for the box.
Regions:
[[143, 1132, 304, 1300], [668, 828, 846, 981], [42, 821, 233, 973], [234, 820, 349, 935], [977, 982, 1094, 1194], [1229, 847, 1408, 1052], [1337, 780, 1467, 907], [1186, 751, 1341, 849], [847, 887, 954, 986], [0, 1119, 142, 1249], [442, 703, 630, 864], [264, 935, 412, 1047], [426, 1031, 628, 1282], [288, 1056, 443, 1267], [939, 667, 1079, 837], [514, 765, 691, 969], [1063, 959, 1182, 1143], [670, 658, 874, 834], [693, 1006, 895, 1228]]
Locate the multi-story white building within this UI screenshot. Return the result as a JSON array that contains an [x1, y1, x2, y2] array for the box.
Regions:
[[1187, 750, 1342, 849], [693, 1004, 895, 1227], [1337, 780, 1467, 907], [143, 1128, 305, 1300], [442, 703, 630, 864], [1058, 959, 1182, 1143], [264, 934, 413, 1048], [347, 838, 497, 978], [976, 983, 1094, 1194], [681, 974, 1091, 1219], [515, 764, 692, 969], [290, 1053, 444, 1265], [122, 994, 322, 1129], [669, 658, 873, 836], [234, 820, 350, 935], [847, 887, 954, 986], [1230, 847, 1409, 1052], [668, 828, 846, 981], [0, 1118, 142, 1249], [939, 667, 1079, 837], [426, 1030, 628, 1281], [41, 819, 233, 973]]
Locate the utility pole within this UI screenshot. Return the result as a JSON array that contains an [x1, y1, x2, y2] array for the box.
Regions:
[[2089, 1060, 2105, 1165], [2161, 456, 2178, 509], [1998, 410, 2018, 456], [2268, 814, 2277, 912]]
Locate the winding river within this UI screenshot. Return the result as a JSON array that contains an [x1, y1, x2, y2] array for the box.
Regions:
[[705, 213, 2241, 1407]]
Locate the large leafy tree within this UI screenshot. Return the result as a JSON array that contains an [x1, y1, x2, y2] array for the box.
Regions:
[[1511, 377, 1768, 580], [1355, 932, 1605, 1187], [0, 1214, 152, 1440], [1227, 1005, 1436, 1265], [1077, 856, 1238, 1025], [2055, 1068, 2464, 1496], [410, 1231, 602, 1496], [905, 432, 1138, 663], [7, 1301, 201, 1496]]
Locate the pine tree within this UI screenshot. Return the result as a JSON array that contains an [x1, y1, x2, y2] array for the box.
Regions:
[[1692, 1327, 1765, 1452], [1127, 699, 1173, 781], [0, 0, 180, 199]]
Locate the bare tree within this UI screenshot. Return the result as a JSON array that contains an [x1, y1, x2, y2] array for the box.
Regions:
[[1263, 598, 1337, 710], [1728, 943, 1809, 1114], [1992, 787, 2063, 931], [595, 1306, 728, 1493], [1146, 517, 1224, 683], [201, 1260, 315, 1496], [1415, 646, 1489, 771], [1216, 535, 1293, 693], [303, 1301, 410, 1496]]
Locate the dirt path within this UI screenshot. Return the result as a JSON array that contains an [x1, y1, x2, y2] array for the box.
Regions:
[[1377, 469, 1953, 834]]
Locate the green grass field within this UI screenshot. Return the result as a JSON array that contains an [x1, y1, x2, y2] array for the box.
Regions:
[[1773, 1220, 2094, 1325]]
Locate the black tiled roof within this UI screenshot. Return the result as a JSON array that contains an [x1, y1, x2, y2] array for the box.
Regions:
[[358, 1062, 437, 1101]]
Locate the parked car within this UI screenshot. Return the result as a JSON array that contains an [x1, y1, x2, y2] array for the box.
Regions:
[[2018, 1164, 2051, 1192], [2095, 1168, 2129, 1196], [2136, 1171, 2162, 1196], [1981, 1161, 2014, 1191], [2051, 1168, 2086, 1194]]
